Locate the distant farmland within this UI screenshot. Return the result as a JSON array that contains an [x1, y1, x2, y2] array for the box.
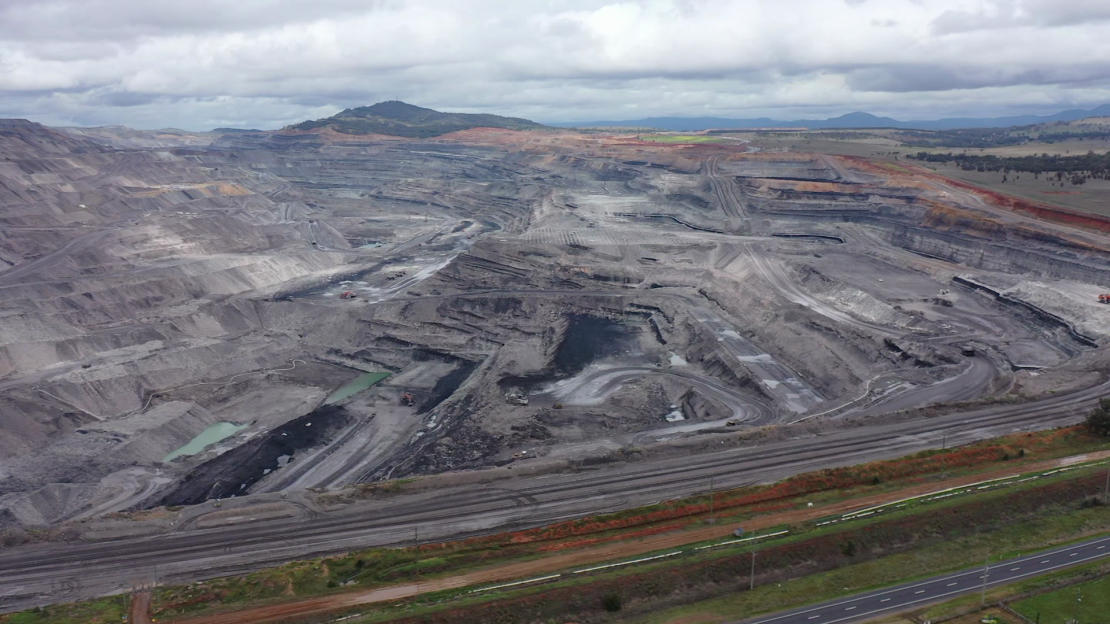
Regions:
[[638, 134, 725, 143]]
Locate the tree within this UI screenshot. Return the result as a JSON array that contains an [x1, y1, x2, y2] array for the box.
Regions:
[[1087, 398, 1110, 437]]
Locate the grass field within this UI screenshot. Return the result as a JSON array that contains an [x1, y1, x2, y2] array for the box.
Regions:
[[917, 161, 1110, 217], [627, 475, 1110, 624], [716, 130, 1110, 218], [1013, 574, 1110, 624]]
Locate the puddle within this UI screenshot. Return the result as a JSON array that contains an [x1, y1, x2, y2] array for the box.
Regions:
[[162, 422, 248, 463], [325, 371, 391, 404]]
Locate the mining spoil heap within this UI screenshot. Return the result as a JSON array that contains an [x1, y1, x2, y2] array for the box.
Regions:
[[1, 119, 1109, 555]]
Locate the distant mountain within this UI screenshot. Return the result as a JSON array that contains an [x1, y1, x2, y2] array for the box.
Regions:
[[555, 104, 1110, 132], [287, 101, 548, 138], [212, 127, 263, 133]]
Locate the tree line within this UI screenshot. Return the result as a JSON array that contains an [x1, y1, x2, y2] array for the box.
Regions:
[[908, 150, 1110, 185]]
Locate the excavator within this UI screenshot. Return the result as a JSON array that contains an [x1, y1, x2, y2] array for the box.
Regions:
[[400, 392, 415, 407]]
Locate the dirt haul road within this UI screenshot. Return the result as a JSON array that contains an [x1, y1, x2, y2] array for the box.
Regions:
[[0, 378, 1106, 614], [162, 450, 1110, 624]]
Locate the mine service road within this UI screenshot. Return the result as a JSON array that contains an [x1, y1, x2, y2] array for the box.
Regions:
[[742, 535, 1110, 624], [0, 377, 1106, 612], [0, 228, 116, 286]]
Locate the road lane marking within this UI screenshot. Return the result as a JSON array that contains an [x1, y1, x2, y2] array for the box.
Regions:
[[1041, 560, 1050, 563], [1070, 552, 1079, 557], [746, 537, 1110, 624], [1011, 567, 1020, 571], [1100, 546, 1106, 550], [845, 606, 856, 611], [790, 545, 1110, 624], [808, 616, 820, 620], [915, 590, 925, 594], [947, 583, 957, 587]]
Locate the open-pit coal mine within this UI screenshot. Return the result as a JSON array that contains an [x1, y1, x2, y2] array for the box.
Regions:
[[3, 120, 1110, 538]]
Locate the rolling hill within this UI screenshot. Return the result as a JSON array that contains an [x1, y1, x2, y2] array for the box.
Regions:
[[556, 104, 1110, 132], [287, 101, 548, 138]]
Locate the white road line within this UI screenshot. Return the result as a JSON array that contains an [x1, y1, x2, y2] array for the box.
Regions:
[[1100, 546, 1106, 550], [914, 590, 925, 594], [947, 583, 957, 587], [792, 546, 1110, 624], [1011, 567, 1020, 571], [844, 606, 856, 611], [808, 616, 820, 620], [748, 537, 1110, 624], [1070, 552, 1079, 557], [1041, 560, 1050, 563]]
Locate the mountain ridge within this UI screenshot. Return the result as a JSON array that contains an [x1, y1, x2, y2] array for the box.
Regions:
[[553, 104, 1110, 131], [286, 101, 548, 138]]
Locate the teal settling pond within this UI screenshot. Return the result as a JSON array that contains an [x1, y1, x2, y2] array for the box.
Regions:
[[162, 422, 249, 463], [325, 371, 390, 405]]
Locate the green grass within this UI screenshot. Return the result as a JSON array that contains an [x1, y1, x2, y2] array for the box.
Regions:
[[330, 468, 1110, 624], [1012, 574, 1110, 623], [626, 505, 1110, 624], [638, 134, 725, 143], [0, 596, 127, 624], [919, 161, 1110, 218]]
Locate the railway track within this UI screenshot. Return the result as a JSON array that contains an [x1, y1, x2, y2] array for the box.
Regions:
[[0, 375, 1105, 612]]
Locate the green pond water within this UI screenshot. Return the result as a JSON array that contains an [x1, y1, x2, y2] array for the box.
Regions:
[[162, 421, 249, 463], [325, 371, 390, 405]]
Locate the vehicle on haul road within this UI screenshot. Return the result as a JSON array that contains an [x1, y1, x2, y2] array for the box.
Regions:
[[1100, 294, 1110, 304], [340, 290, 357, 299]]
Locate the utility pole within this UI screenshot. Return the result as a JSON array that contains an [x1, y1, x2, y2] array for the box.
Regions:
[[1075, 585, 1082, 624], [750, 530, 758, 591], [980, 554, 990, 606], [709, 476, 715, 523]]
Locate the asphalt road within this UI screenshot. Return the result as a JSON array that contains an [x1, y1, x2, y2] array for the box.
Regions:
[[0, 376, 1105, 613], [742, 535, 1110, 624]]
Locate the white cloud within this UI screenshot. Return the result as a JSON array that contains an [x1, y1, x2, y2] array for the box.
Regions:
[[0, 0, 1107, 129]]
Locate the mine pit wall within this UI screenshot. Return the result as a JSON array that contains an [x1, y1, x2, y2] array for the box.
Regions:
[[952, 276, 1099, 350], [753, 198, 1110, 286], [365, 300, 691, 479], [158, 405, 353, 507]]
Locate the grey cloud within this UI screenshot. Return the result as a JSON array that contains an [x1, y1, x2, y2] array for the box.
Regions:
[[847, 63, 1110, 93], [0, 0, 1108, 129], [0, 0, 394, 41], [931, 0, 1110, 34]]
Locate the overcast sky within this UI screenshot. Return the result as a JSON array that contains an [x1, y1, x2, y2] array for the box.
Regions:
[[2, 0, 1109, 130]]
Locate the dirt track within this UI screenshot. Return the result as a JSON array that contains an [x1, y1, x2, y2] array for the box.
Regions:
[[164, 450, 1110, 624]]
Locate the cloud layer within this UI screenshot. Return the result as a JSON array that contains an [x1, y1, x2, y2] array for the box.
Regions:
[[2, 0, 1108, 129]]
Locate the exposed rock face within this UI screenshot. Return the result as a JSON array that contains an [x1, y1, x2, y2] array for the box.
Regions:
[[1, 121, 1108, 529]]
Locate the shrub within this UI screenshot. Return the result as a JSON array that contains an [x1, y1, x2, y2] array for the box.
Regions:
[[602, 593, 622, 612], [1086, 398, 1110, 436]]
